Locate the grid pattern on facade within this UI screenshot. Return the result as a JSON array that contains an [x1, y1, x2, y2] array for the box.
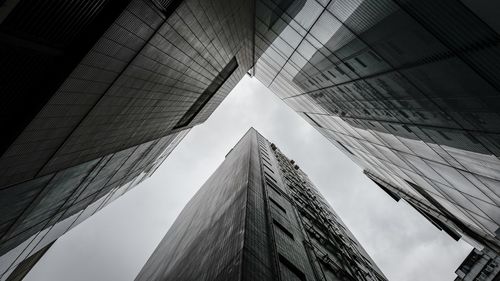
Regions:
[[0, 0, 254, 279], [264, 136, 386, 281], [0, 130, 187, 281], [135, 128, 388, 281], [253, 0, 500, 252], [0, 0, 254, 188], [134, 130, 258, 281], [0, 0, 132, 159]]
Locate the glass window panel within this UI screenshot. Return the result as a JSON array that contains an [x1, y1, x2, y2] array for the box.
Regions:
[[404, 154, 446, 184], [292, 0, 323, 30], [427, 161, 496, 205], [432, 181, 491, 223], [279, 25, 303, 49], [432, 195, 484, 231], [309, 11, 342, 45]]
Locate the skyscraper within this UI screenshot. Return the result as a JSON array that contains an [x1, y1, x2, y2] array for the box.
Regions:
[[135, 128, 387, 281], [0, 0, 254, 279], [0, 130, 188, 281], [252, 0, 500, 254], [454, 248, 500, 281], [2, 0, 500, 279]]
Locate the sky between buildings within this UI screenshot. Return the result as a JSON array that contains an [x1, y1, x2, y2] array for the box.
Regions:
[[25, 76, 472, 281]]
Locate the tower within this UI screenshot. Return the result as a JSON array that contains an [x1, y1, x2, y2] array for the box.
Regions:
[[252, 0, 500, 253], [135, 128, 387, 281], [0, 0, 254, 279]]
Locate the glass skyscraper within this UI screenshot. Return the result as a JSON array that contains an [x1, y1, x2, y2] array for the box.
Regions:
[[252, 0, 500, 254], [2, 0, 500, 279], [135, 128, 387, 281], [0, 0, 254, 279]]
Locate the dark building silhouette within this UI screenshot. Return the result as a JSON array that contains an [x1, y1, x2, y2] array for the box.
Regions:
[[135, 128, 387, 281], [252, 0, 500, 255], [0, 0, 255, 279]]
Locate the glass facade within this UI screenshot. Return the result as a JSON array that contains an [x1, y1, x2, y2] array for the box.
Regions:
[[4, 242, 54, 281], [0, 0, 254, 279], [0, 0, 254, 187], [252, 0, 500, 253], [0, 131, 188, 281], [135, 128, 387, 281], [2, 0, 500, 279]]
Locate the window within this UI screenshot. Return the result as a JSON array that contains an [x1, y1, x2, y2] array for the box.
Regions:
[[263, 163, 274, 173], [269, 197, 286, 213], [279, 255, 306, 281], [173, 57, 238, 128], [327, 70, 336, 78], [273, 220, 294, 240], [262, 155, 271, 163], [265, 172, 277, 183], [262, 157, 272, 166], [344, 62, 355, 72], [268, 0, 300, 30], [266, 179, 282, 194]]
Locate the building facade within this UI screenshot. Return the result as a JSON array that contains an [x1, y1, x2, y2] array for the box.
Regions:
[[135, 128, 387, 281], [2, 0, 500, 279], [0, 131, 189, 281], [455, 248, 500, 281], [252, 0, 500, 254], [0, 0, 254, 279]]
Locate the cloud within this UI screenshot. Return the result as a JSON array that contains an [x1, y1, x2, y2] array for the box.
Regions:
[[24, 77, 471, 281]]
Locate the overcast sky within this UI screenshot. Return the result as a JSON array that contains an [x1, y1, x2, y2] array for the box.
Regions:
[[25, 76, 472, 281]]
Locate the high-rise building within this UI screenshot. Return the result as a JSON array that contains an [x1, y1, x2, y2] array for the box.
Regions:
[[0, 130, 188, 281], [3, 0, 500, 279], [252, 0, 500, 254], [0, 0, 255, 279], [135, 128, 387, 281], [455, 248, 500, 281]]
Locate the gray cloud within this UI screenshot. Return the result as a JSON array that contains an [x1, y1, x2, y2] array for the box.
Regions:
[[24, 76, 471, 281]]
